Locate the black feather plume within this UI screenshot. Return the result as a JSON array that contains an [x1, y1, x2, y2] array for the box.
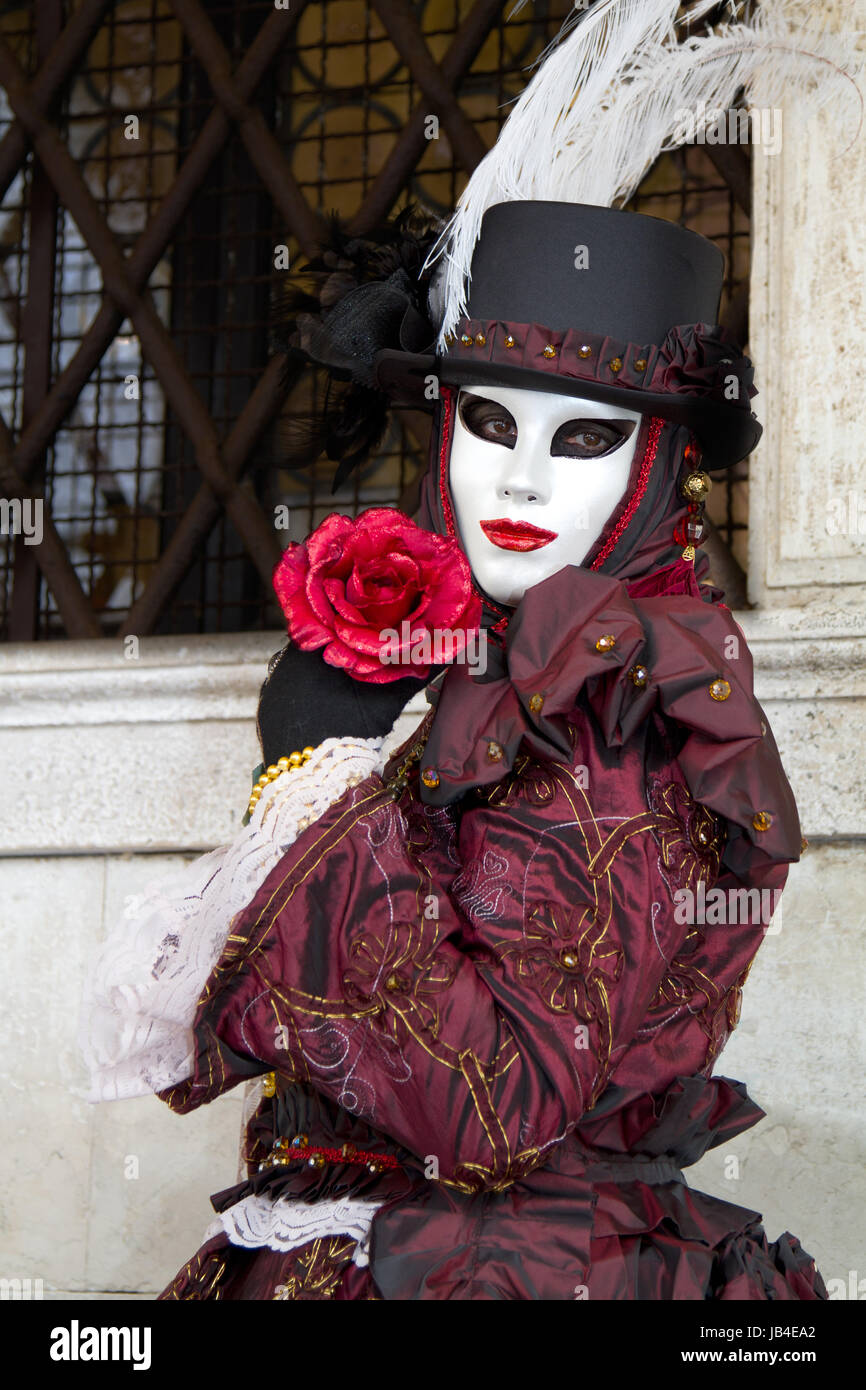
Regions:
[[272, 207, 441, 490]]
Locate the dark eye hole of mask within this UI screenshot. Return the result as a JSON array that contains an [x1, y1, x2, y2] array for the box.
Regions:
[[458, 393, 637, 459], [551, 418, 638, 459], [458, 393, 518, 448]]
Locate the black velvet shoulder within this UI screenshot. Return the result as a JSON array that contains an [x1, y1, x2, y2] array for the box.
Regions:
[[256, 642, 430, 767]]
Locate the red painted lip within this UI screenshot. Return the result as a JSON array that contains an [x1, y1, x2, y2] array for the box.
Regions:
[[480, 518, 558, 552]]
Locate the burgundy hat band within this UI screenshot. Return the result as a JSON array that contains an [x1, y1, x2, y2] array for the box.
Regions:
[[439, 317, 756, 410]]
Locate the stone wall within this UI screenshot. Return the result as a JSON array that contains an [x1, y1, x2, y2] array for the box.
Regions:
[[0, 634, 265, 1299]]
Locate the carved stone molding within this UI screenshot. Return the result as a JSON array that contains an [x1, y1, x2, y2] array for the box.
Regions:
[[748, 0, 866, 605]]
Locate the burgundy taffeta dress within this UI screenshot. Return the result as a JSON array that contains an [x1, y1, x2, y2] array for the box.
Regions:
[[156, 401, 825, 1302]]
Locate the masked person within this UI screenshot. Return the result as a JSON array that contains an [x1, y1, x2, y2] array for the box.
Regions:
[[81, 0, 856, 1300]]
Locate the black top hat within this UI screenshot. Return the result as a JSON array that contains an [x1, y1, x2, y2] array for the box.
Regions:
[[375, 202, 761, 468]]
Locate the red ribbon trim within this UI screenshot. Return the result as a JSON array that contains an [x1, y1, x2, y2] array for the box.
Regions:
[[589, 416, 664, 571]]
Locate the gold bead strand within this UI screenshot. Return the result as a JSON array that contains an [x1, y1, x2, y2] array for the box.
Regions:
[[246, 745, 315, 819]]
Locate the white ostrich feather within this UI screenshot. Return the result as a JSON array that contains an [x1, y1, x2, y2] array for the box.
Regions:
[[428, 0, 862, 347]]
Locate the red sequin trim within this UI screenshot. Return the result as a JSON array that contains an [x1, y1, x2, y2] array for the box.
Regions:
[[437, 385, 458, 540], [589, 416, 664, 571], [265, 1140, 402, 1173]]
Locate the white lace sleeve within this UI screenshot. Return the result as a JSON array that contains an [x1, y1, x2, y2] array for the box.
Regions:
[[79, 735, 383, 1102]]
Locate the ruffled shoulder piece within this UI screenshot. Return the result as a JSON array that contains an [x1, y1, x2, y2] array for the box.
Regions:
[[419, 564, 800, 884]]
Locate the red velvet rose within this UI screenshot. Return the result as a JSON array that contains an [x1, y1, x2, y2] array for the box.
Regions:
[[272, 507, 482, 683]]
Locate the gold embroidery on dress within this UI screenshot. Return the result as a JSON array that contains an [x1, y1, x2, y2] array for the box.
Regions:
[[486, 752, 556, 807], [162, 1249, 227, 1300], [647, 778, 725, 894], [643, 777, 733, 1068], [272, 1236, 356, 1300], [343, 917, 455, 1040]]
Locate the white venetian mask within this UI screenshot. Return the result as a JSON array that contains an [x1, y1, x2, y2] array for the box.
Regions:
[[447, 383, 643, 607]]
